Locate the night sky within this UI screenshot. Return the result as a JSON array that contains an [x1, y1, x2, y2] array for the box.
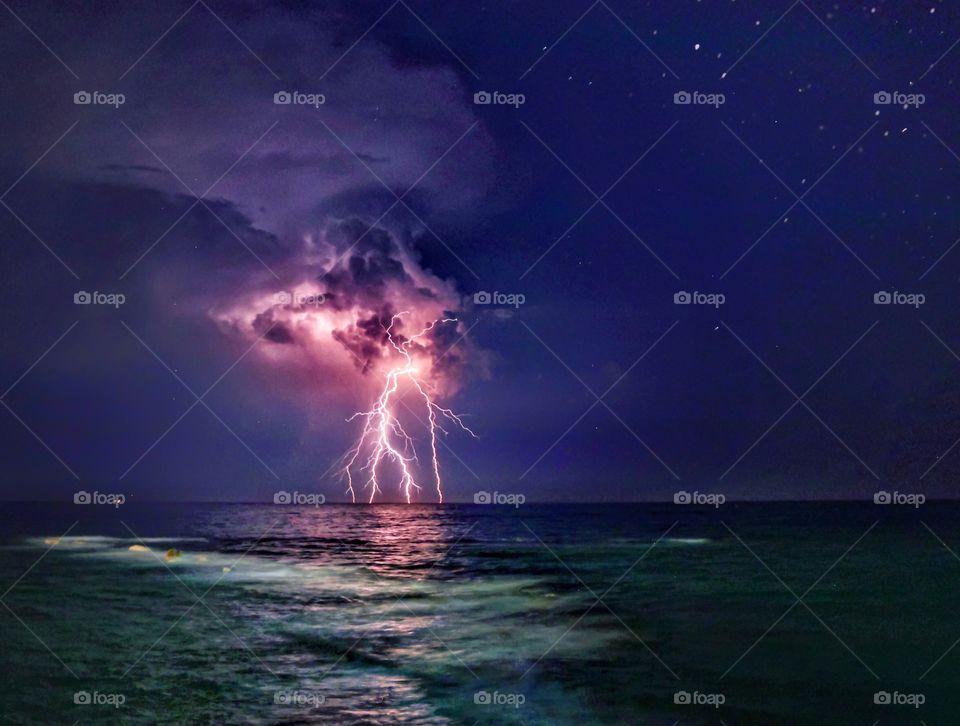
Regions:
[[2, 0, 959, 502]]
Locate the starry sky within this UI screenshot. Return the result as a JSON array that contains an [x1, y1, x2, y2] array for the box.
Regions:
[[1, 0, 959, 502]]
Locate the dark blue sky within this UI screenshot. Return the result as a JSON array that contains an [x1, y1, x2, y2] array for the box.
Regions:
[[1, 0, 959, 502]]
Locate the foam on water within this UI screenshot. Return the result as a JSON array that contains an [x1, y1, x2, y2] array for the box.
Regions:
[[663, 537, 711, 545]]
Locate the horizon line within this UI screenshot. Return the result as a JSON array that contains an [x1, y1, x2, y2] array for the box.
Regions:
[[1, 497, 955, 505]]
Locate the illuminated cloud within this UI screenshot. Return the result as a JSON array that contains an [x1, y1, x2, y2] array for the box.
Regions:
[[210, 217, 474, 402]]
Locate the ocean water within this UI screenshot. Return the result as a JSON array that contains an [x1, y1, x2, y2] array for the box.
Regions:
[[0, 501, 957, 724]]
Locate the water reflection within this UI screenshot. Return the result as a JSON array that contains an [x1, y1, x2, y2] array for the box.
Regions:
[[0, 503, 708, 724]]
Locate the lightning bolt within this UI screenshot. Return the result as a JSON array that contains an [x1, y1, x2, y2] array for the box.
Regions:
[[339, 312, 476, 503]]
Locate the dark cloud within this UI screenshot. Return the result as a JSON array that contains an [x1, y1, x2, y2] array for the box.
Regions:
[[98, 163, 166, 174], [331, 308, 393, 374], [261, 319, 295, 345], [321, 222, 411, 310]]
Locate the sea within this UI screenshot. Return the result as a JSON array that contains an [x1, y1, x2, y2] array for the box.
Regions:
[[0, 501, 956, 724]]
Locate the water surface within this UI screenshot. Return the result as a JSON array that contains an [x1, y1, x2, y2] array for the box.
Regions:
[[0, 502, 956, 724]]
